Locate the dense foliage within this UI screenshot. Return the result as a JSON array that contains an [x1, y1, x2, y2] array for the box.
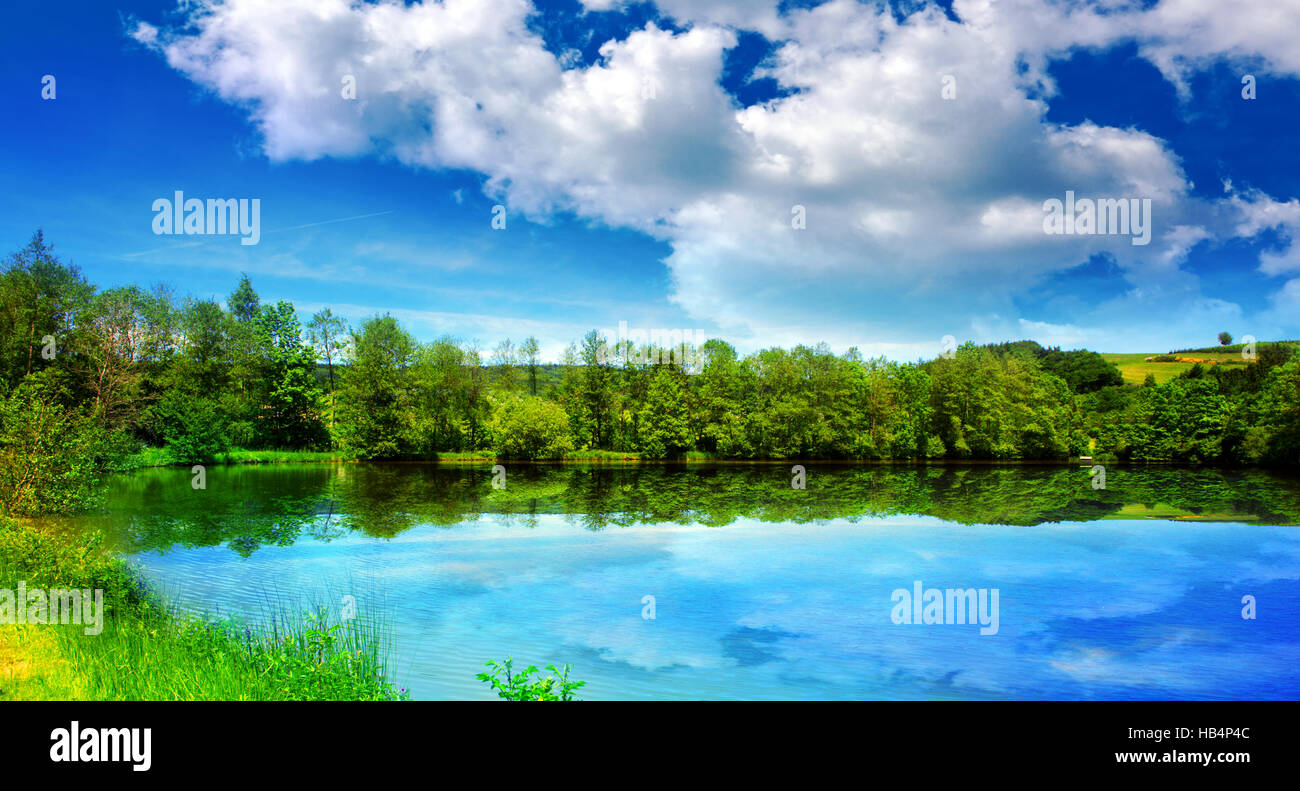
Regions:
[[0, 375, 107, 514], [1, 231, 1297, 472]]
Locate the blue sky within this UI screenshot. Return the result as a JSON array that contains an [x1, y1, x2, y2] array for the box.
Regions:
[[2, 0, 1298, 361]]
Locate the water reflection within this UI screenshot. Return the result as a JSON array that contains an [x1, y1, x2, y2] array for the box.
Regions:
[[83, 463, 1300, 556], [52, 463, 1300, 700]]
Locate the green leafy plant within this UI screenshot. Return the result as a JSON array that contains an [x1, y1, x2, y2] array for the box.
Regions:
[[486, 394, 575, 459], [476, 657, 586, 701]]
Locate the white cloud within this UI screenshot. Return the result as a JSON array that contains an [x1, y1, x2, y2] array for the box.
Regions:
[[133, 0, 1300, 353], [1231, 191, 1300, 275], [580, 0, 786, 38], [954, 0, 1300, 96]]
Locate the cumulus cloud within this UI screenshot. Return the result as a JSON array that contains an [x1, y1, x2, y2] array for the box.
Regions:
[[1230, 190, 1300, 275], [131, 0, 1300, 352]]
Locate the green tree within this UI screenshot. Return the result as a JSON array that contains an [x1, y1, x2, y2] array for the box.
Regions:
[[1037, 349, 1123, 392], [928, 343, 1072, 459], [520, 336, 541, 396], [460, 343, 490, 449], [252, 301, 325, 449], [1250, 357, 1300, 463], [228, 273, 261, 322], [637, 367, 693, 458], [71, 286, 163, 430], [224, 275, 265, 434], [174, 298, 231, 394], [307, 308, 350, 439], [410, 337, 471, 453], [577, 330, 613, 449], [337, 315, 417, 459], [491, 338, 521, 394], [151, 388, 229, 464], [693, 339, 756, 457], [0, 231, 92, 391]]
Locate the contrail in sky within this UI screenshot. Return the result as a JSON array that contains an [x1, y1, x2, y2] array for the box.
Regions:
[[120, 210, 394, 258]]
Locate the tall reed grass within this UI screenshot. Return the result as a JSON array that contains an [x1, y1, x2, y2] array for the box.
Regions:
[[0, 516, 407, 701]]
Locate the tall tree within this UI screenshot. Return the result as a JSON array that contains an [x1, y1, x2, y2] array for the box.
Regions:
[[491, 338, 520, 394], [410, 337, 469, 453], [307, 307, 350, 436], [0, 231, 91, 390], [252, 301, 324, 449], [228, 274, 261, 323], [72, 286, 155, 429], [461, 342, 489, 449], [337, 315, 417, 459], [578, 330, 612, 449], [637, 367, 693, 458], [520, 336, 541, 396], [224, 274, 264, 428]]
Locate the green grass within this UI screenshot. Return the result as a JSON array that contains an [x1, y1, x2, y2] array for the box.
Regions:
[[430, 451, 499, 462], [558, 449, 646, 461], [438, 449, 724, 462], [36, 606, 405, 701], [2, 605, 405, 701], [1105, 502, 1262, 523], [218, 448, 352, 465], [0, 516, 406, 701], [119, 447, 355, 469], [1101, 352, 1251, 385]]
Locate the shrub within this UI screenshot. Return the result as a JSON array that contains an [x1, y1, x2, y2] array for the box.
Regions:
[[0, 377, 106, 516], [487, 395, 575, 459], [0, 516, 156, 620], [150, 389, 229, 464]]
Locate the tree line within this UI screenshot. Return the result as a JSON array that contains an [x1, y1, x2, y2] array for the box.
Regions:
[[2, 231, 1298, 514]]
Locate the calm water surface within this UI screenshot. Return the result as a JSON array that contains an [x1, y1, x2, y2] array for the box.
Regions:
[[62, 464, 1300, 700]]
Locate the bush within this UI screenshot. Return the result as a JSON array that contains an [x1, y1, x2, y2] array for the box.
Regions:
[[487, 395, 575, 459], [0, 516, 157, 620], [925, 435, 947, 458], [150, 390, 229, 464], [0, 377, 106, 516], [98, 430, 148, 472]]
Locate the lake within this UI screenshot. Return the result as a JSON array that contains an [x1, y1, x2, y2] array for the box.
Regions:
[[58, 463, 1300, 700]]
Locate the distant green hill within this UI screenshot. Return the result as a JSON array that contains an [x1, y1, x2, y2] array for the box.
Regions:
[[1172, 341, 1299, 354]]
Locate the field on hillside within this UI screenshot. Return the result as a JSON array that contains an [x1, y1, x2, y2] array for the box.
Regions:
[[1102, 352, 1251, 385]]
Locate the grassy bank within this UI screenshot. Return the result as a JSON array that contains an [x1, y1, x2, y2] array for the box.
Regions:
[[119, 447, 1133, 468], [0, 517, 407, 701], [117, 447, 354, 470], [119, 446, 716, 468]]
